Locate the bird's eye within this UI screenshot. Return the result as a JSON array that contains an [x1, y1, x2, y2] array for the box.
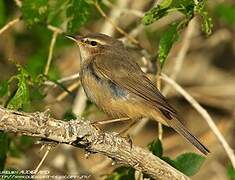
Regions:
[[90, 41, 97, 46]]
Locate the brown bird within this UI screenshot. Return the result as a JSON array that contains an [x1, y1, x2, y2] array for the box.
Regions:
[[66, 33, 209, 155]]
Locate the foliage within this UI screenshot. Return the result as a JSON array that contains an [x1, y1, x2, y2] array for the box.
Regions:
[[7, 66, 30, 110], [173, 152, 205, 176], [0, 80, 8, 97], [21, 0, 92, 33], [158, 23, 179, 68], [147, 138, 205, 176], [227, 165, 235, 180], [63, 110, 77, 121], [21, 0, 48, 26], [142, 0, 213, 67], [0, 64, 48, 110], [148, 138, 163, 157], [0, 66, 45, 170], [66, 0, 92, 33], [195, 0, 213, 35]]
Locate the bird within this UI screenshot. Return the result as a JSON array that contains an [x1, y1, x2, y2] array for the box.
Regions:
[[66, 33, 210, 155]]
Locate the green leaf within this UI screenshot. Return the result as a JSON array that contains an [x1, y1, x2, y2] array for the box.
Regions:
[[63, 110, 77, 121], [142, 5, 169, 25], [21, 0, 48, 26], [47, 0, 70, 28], [171, 0, 195, 17], [0, 0, 6, 27], [7, 67, 30, 110], [170, 0, 194, 8], [105, 166, 135, 180], [214, 3, 235, 26], [160, 0, 173, 9], [142, 0, 195, 25], [66, 0, 91, 33], [174, 152, 205, 176], [227, 164, 235, 180], [0, 80, 8, 97], [0, 132, 10, 170], [148, 138, 163, 157], [162, 156, 177, 168], [200, 11, 213, 35], [195, 1, 213, 35], [158, 23, 179, 68]]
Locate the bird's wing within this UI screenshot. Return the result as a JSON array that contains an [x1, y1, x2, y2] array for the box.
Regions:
[[92, 54, 177, 118], [93, 54, 210, 155]]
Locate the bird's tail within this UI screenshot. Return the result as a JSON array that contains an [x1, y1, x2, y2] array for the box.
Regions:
[[165, 117, 210, 155]]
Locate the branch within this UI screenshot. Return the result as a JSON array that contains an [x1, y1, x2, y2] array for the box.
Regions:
[[161, 73, 235, 168], [0, 18, 20, 35], [102, 0, 144, 18], [101, 0, 130, 35], [93, 1, 139, 45], [0, 106, 189, 180], [55, 81, 80, 102], [44, 31, 59, 75], [44, 73, 80, 86]]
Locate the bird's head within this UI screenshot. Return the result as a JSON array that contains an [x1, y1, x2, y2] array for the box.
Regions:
[[66, 33, 124, 60]]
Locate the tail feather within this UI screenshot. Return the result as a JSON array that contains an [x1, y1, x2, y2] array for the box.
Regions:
[[166, 117, 210, 155]]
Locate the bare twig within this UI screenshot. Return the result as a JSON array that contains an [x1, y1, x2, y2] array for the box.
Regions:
[[47, 25, 64, 34], [44, 73, 80, 86], [72, 87, 87, 116], [93, 117, 130, 125], [34, 146, 51, 173], [161, 73, 235, 168], [0, 107, 190, 180], [56, 81, 80, 102], [0, 18, 20, 35], [93, 1, 139, 45], [158, 118, 163, 140], [101, 0, 130, 35], [156, 65, 164, 140], [102, 0, 144, 18], [44, 31, 59, 75], [44, 25, 63, 76]]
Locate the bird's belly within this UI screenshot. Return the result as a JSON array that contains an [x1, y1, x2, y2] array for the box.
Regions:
[[81, 69, 168, 125], [81, 70, 129, 117]]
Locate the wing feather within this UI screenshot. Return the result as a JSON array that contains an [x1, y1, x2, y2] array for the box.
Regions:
[[92, 54, 177, 118], [91, 54, 210, 155]]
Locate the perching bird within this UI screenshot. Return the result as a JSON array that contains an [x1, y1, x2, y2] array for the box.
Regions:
[[66, 33, 209, 155]]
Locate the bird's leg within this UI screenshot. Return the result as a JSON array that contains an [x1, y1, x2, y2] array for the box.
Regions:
[[118, 119, 138, 135], [91, 117, 131, 125], [118, 119, 140, 150]]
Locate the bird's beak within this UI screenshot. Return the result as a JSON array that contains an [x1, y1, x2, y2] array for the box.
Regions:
[[65, 35, 83, 43], [65, 35, 77, 42], [65, 35, 85, 46]]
